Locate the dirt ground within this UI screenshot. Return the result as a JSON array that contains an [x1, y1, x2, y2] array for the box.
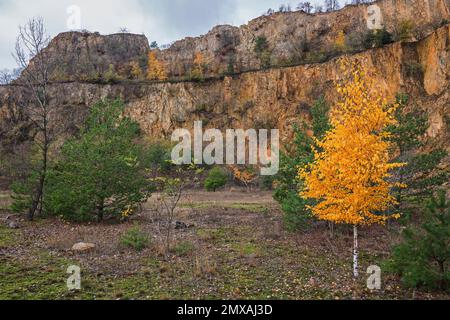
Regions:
[[0, 188, 448, 300]]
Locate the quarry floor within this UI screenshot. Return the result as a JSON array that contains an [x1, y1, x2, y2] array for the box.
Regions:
[[0, 189, 448, 300]]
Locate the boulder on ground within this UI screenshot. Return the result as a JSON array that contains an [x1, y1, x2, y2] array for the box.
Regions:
[[72, 242, 95, 252], [7, 221, 19, 229]]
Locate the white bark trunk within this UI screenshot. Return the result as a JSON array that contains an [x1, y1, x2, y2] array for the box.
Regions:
[[353, 225, 359, 278]]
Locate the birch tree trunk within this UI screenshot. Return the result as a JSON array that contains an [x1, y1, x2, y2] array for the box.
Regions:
[[353, 225, 359, 278]]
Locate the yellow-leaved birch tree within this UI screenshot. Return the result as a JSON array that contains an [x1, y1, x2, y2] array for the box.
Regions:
[[300, 60, 404, 278]]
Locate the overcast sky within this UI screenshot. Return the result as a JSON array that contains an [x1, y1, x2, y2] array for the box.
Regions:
[[0, 0, 348, 69]]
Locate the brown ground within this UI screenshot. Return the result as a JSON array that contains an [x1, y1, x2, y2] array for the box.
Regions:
[[0, 188, 448, 300]]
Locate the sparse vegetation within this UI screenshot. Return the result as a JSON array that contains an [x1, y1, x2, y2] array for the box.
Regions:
[[190, 52, 206, 82], [103, 64, 122, 83], [120, 225, 150, 251], [364, 28, 393, 48], [172, 241, 195, 256], [396, 20, 415, 42], [254, 36, 272, 69], [152, 176, 184, 255]]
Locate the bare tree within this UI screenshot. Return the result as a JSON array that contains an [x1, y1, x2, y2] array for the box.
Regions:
[[297, 2, 314, 13], [153, 177, 184, 257], [13, 17, 55, 220], [324, 0, 340, 12], [351, 0, 375, 4], [0, 68, 22, 85], [278, 4, 292, 13], [0, 70, 12, 85]]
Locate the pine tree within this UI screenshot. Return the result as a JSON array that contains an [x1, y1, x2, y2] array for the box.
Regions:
[[43, 99, 150, 222], [300, 61, 403, 277], [388, 94, 448, 212], [388, 190, 449, 291], [273, 96, 331, 231]]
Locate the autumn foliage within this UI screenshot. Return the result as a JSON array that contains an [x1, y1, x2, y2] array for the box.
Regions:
[[300, 61, 405, 226], [191, 52, 205, 80], [147, 51, 168, 81], [229, 166, 258, 190], [335, 30, 347, 51]]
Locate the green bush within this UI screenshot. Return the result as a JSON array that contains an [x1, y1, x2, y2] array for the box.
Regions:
[[44, 99, 150, 222], [204, 167, 227, 192], [145, 141, 173, 172], [254, 36, 269, 55], [364, 28, 393, 48], [254, 36, 271, 68], [120, 226, 150, 251], [386, 191, 449, 291]]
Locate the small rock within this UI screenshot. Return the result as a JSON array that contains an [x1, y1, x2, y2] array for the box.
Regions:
[[175, 221, 188, 230], [7, 221, 19, 229], [308, 277, 317, 287], [71, 242, 95, 252]]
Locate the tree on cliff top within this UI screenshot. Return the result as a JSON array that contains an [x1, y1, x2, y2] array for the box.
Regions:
[[300, 60, 404, 277]]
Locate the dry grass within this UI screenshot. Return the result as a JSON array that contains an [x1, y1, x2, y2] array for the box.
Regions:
[[0, 190, 448, 300], [0, 192, 11, 211]]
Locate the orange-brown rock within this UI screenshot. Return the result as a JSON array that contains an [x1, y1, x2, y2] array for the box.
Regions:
[[1, 25, 448, 151]]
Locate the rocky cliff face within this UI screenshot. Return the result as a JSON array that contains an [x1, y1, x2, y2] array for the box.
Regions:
[[38, 32, 149, 81], [159, 0, 450, 77], [2, 24, 449, 151], [20, 0, 450, 82]]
